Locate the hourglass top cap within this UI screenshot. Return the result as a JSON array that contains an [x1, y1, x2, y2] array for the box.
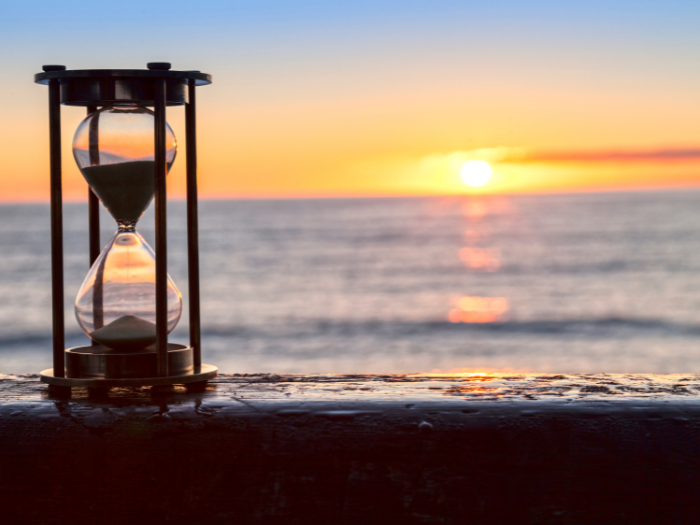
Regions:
[[34, 63, 212, 106]]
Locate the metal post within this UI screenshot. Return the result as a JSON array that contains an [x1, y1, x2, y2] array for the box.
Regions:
[[48, 78, 64, 377], [87, 105, 102, 340], [186, 80, 202, 368], [154, 79, 169, 377], [87, 105, 101, 266]]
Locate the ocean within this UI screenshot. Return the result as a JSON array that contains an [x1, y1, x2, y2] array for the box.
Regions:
[[3, 190, 700, 375]]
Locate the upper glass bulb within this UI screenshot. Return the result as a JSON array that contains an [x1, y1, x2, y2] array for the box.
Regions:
[[72, 103, 177, 223]]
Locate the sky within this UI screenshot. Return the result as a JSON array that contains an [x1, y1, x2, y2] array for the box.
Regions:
[[2, 0, 700, 201]]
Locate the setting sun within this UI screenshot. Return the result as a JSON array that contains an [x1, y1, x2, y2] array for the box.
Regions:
[[461, 160, 492, 187]]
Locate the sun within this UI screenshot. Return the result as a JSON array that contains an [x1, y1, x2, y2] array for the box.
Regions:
[[461, 160, 492, 187]]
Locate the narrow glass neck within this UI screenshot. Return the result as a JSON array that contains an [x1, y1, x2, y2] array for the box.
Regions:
[[117, 220, 137, 232]]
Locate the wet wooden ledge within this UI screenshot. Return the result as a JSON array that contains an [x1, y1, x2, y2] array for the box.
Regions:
[[2, 372, 700, 524]]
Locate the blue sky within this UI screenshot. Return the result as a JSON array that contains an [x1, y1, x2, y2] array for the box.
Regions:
[[4, 1, 700, 74]]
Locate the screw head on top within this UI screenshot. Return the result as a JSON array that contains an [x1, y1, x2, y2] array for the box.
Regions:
[[147, 62, 171, 71]]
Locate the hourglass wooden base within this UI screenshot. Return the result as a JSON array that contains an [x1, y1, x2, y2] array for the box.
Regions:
[[40, 343, 217, 388]]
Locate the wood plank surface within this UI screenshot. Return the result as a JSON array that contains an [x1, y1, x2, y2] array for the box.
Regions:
[[1, 372, 699, 524]]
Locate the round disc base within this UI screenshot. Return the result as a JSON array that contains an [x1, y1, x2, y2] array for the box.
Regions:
[[40, 364, 218, 388], [65, 343, 194, 380]]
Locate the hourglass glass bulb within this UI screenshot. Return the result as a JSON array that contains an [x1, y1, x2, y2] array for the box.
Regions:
[[72, 104, 182, 351]]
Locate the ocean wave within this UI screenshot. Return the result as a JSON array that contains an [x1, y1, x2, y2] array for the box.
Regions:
[[198, 318, 700, 339], [2, 317, 698, 351]]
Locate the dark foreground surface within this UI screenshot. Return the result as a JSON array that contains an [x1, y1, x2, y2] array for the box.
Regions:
[[2, 372, 700, 524]]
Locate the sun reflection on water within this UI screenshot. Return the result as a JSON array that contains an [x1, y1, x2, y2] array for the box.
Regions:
[[448, 296, 509, 323], [459, 247, 500, 271], [448, 196, 510, 323]]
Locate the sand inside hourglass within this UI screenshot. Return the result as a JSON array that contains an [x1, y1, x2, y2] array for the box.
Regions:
[[90, 315, 158, 351], [80, 160, 156, 222]]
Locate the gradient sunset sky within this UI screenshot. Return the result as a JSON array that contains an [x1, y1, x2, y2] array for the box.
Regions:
[[2, 0, 700, 201]]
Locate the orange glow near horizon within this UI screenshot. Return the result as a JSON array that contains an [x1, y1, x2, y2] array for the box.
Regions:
[[8, 155, 700, 204], [5, 100, 700, 203]]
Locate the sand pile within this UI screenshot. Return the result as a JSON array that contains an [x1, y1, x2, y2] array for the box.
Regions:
[[90, 315, 157, 351]]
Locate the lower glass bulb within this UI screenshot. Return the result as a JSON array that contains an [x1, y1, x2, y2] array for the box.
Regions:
[[75, 228, 182, 351]]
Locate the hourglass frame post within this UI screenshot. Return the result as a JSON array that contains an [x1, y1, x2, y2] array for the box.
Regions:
[[87, 105, 101, 347], [154, 79, 169, 377], [48, 77, 65, 378], [87, 105, 101, 267], [186, 79, 202, 368]]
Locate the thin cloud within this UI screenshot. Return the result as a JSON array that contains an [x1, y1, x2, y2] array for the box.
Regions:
[[501, 147, 700, 163]]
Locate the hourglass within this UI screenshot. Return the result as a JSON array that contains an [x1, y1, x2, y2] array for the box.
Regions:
[[35, 63, 217, 392]]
